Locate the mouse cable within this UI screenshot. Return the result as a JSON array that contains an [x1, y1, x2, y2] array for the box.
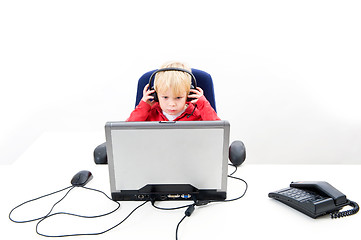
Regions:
[[38, 186, 121, 219], [36, 200, 147, 237], [9, 186, 150, 237], [9, 186, 75, 223], [9, 186, 121, 224]]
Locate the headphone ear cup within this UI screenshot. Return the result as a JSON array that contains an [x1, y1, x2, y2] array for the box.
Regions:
[[187, 84, 196, 102], [148, 85, 158, 102], [152, 91, 159, 102]]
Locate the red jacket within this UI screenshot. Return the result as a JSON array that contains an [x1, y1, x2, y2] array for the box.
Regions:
[[127, 96, 220, 121]]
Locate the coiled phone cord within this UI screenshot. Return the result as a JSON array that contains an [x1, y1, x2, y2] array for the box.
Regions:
[[330, 200, 359, 219]]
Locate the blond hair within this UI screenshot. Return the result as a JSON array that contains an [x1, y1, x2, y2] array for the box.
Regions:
[[154, 61, 192, 96]]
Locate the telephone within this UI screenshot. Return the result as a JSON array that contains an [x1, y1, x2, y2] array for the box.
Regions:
[[268, 181, 359, 218]]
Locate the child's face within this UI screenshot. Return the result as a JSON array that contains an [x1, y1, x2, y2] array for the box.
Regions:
[[158, 88, 187, 116]]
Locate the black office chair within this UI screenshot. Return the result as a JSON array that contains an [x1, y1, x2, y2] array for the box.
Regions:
[[93, 69, 245, 166]]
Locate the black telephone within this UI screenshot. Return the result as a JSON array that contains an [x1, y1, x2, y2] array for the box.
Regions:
[[268, 181, 359, 218]]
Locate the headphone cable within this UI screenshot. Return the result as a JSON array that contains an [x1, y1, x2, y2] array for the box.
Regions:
[[187, 104, 197, 118]]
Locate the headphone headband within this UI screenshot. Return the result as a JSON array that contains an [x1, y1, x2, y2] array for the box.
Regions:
[[148, 67, 197, 90]]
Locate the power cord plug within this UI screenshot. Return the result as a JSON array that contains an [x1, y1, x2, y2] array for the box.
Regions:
[[176, 204, 196, 240], [185, 205, 195, 217]]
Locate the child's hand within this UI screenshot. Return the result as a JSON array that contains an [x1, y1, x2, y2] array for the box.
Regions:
[[142, 84, 155, 106], [188, 87, 204, 103]]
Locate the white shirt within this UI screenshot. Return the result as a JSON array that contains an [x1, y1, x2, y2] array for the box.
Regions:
[[162, 109, 186, 121]]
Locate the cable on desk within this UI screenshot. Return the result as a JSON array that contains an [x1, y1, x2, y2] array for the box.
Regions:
[[9, 186, 75, 223], [36, 200, 147, 237], [176, 204, 195, 240], [9, 185, 151, 237], [228, 163, 238, 176], [221, 175, 248, 202], [176, 215, 187, 240], [208, 164, 248, 203], [173, 164, 248, 240], [151, 199, 195, 211]]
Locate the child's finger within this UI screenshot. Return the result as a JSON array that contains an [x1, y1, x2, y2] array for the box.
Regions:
[[145, 89, 155, 95], [189, 88, 199, 93], [188, 93, 198, 99]]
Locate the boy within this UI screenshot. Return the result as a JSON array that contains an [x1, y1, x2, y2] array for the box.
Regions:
[[127, 61, 220, 121]]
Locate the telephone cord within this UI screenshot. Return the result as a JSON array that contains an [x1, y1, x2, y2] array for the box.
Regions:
[[330, 201, 359, 219]]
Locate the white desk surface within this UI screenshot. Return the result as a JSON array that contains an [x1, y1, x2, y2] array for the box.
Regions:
[[1, 131, 360, 240]]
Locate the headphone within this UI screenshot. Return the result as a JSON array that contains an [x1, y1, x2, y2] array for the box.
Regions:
[[148, 67, 197, 102]]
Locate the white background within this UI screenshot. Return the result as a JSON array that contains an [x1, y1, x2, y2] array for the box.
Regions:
[[1, 0, 361, 165]]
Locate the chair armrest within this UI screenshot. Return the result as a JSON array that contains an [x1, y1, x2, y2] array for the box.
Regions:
[[93, 142, 108, 164], [229, 140, 246, 166]]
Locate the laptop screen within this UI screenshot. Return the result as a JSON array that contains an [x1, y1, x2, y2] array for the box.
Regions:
[[105, 121, 230, 201]]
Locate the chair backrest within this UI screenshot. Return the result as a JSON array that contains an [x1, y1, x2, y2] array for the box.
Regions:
[[135, 68, 217, 112]]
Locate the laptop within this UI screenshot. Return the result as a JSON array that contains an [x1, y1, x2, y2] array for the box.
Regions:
[[105, 120, 230, 201]]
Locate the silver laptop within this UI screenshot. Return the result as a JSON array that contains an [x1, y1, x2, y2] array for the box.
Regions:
[[105, 121, 230, 201]]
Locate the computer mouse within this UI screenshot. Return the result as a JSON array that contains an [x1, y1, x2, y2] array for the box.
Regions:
[[71, 170, 93, 187]]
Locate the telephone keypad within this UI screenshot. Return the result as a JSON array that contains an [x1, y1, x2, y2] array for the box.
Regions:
[[278, 188, 326, 203]]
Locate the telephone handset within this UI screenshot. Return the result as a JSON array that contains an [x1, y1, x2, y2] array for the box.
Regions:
[[268, 181, 359, 218]]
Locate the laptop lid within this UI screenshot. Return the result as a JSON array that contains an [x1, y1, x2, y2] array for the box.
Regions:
[[105, 121, 230, 201]]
